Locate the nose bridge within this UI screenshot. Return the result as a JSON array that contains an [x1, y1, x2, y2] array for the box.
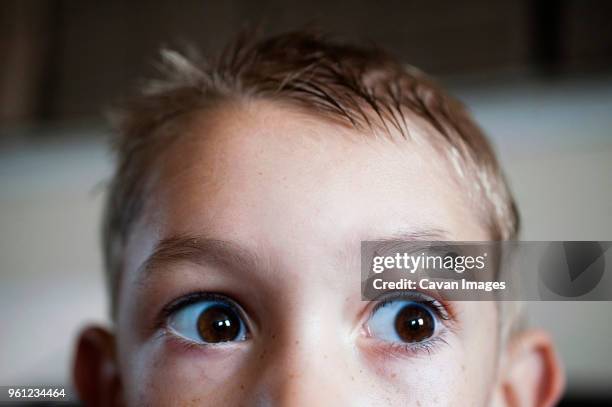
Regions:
[[254, 297, 356, 407], [266, 328, 347, 406], [245, 241, 362, 407]]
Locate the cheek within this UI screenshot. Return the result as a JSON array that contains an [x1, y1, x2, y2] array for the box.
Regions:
[[447, 305, 500, 405], [357, 313, 499, 405], [359, 345, 480, 405], [119, 335, 256, 406]]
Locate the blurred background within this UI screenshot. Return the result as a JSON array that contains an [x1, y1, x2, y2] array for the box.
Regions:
[[1, 0, 611, 405]]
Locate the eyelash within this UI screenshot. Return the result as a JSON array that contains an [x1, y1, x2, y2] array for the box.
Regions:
[[370, 295, 451, 321], [155, 328, 206, 352], [380, 336, 450, 359]]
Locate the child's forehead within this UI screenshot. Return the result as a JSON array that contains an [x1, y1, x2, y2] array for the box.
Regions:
[[161, 100, 443, 184], [142, 101, 487, 244]]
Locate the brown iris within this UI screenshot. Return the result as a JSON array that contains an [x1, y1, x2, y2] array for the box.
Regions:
[[196, 305, 241, 343], [394, 304, 435, 343]]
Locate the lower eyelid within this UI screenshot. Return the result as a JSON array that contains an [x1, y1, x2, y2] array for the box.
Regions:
[[160, 326, 250, 352], [365, 332, 450, 360]]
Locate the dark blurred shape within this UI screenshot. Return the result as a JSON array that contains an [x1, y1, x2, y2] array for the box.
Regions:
[[559, 397, 612, 406], [531, 0, 612, 76], [1, 0, 611, 129], [0, 1, 54, 125], [531, 0, 563, 75]]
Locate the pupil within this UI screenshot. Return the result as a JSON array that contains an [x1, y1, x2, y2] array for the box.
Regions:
[[394, 304, 434, 343], [197, 305, 240, 343]]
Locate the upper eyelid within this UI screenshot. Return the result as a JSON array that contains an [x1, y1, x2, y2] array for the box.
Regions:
[[372, 298, 447, 320], [369, 291, 447, 314], [162, 292, 233, 315]]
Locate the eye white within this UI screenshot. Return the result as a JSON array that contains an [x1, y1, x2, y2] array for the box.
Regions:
[[367, 300, 437, 343], [168, 300, 247, 344]]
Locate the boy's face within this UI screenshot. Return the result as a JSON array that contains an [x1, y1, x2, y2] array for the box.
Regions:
[[96, 102, 543, 406]]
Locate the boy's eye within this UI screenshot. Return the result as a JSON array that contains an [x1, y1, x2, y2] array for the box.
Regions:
[[167, 298, 248, 344], [367, 300, 438, 343]]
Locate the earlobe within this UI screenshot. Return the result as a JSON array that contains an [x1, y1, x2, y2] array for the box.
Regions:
[[73, 326, 123, 407], [498, 329, 565, 407]]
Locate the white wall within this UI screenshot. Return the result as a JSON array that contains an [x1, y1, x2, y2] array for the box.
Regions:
[[0, 134, 110, 387]]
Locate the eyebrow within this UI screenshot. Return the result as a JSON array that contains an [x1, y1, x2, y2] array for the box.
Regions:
[[371, 228, 449, 242], [138, 227, 450, 280], [138, 235, 263, 281], [351, 228, 451, 262], [366, 227, 451, 248]]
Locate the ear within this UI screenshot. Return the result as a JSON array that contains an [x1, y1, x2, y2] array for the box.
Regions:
[[73, 326, 124, 407], [496, 329, 565, 407]]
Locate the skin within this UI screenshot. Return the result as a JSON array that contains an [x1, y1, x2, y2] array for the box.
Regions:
[[74, 100, 564, 406]]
